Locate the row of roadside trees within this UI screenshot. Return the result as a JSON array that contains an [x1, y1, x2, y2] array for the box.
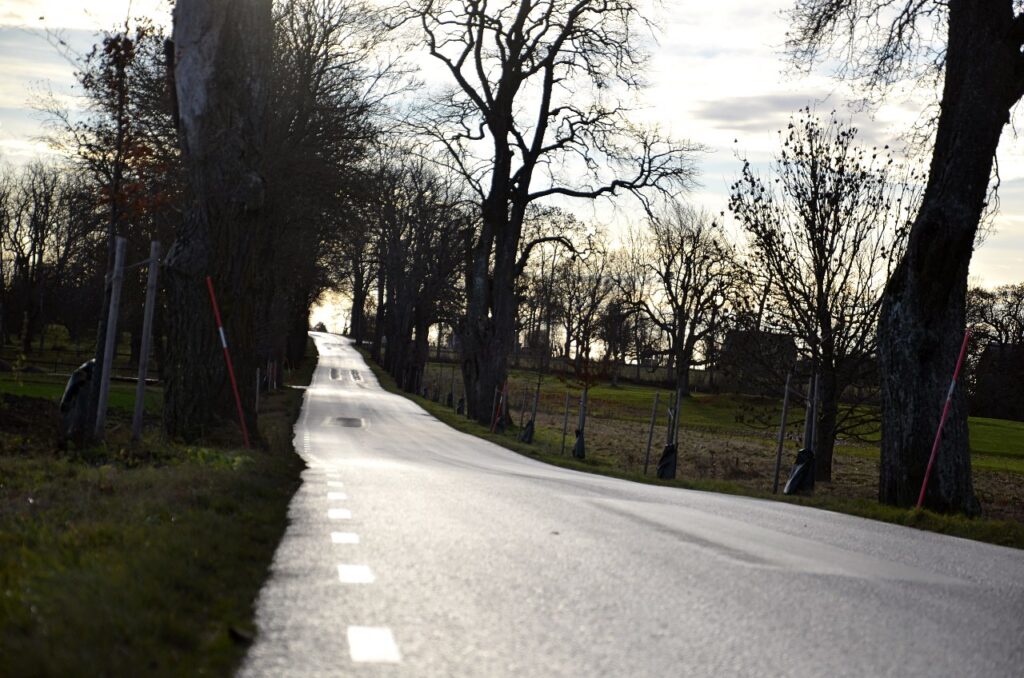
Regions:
[[4, 0, 1020, 517], [363, 0, 1024, 516]]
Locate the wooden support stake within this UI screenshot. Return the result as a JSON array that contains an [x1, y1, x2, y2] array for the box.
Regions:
[[561, 391, 570, 455], [644, 392, 660, 476], [95, 236, 127, 439], [772, 371, 793, 494]]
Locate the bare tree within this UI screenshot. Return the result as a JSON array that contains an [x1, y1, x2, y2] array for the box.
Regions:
[[625, 204, 741, 395], [730, 109, 918, 482], [969, 283, 1024, 346], [786, 0, 1024, 512], [612, 225, 666, 381], [393, 0, 700, 422], [554, 232, 613, 374], [514, 206, 587, 370]]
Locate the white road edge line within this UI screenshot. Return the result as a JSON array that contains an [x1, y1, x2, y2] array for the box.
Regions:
[[337, 564, 375, 584], [331, 532, 360, 544], [347, 626, 402, 664], [328, 508, 352, 520]]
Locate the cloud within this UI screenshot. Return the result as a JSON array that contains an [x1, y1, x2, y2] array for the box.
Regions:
[[690, 93, 830, 134], [0, 1, 171, 32]]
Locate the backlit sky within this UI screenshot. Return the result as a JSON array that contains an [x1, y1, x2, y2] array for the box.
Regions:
[[3, 0, 1024, 287]]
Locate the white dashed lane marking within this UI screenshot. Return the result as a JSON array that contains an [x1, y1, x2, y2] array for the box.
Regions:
[[327, 481, 344, 488], [328, 508, 352, 520], [328, 492, 348, 501], [331, 532, 360, 544], [347, 627, 402, 664], [337, 564, 375, 584]]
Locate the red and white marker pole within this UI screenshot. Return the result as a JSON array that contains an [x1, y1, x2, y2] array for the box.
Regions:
[[206, 276, 251, 449], [917, 328, 972, 509]]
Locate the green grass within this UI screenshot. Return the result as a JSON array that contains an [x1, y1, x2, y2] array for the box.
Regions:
[[969, 417, 1024, 458], [0, 357, 310, 675], [424, 361, 1024, 475], [382, 354, 1024, 550], [0, 373, 163, 416]]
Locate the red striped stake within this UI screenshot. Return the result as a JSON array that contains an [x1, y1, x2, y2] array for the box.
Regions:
[[491, 381, 508, 433], [206, 276, 251, 449], [917, 328, 972, 509]]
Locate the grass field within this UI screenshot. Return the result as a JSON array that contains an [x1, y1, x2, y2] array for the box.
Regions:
[[0, 372, 163, 417], [403, 358, 1024, 547], [0, 356, 309, 675]]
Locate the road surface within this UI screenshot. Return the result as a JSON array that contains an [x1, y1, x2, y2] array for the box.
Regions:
[[240, 333, 1024, 677]]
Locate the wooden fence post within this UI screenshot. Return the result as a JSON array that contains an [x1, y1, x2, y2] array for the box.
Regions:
[[772, 371, 793, 494], [95, 236, 127, 439], [644, 392, 660, 475]]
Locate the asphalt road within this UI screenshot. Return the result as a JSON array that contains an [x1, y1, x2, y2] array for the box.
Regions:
[[240, 333, 1024, 677]]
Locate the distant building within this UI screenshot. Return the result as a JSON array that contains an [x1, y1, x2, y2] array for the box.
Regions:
[[973, 343, 1024, 422]]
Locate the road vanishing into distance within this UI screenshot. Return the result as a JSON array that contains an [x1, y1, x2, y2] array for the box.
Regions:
[[240, 333, 1024, 677]]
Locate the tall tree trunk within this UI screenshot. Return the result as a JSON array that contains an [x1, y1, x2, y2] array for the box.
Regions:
[[878, 1, 1017, 513], [285, 297, 310, 366], [351, 269, 367, 345], [460, 201, 518, 423], [675, 341, 693, 396], [164, 0, 271, 441], [413, 316, 431, 393], [372, 266, 385, 361]]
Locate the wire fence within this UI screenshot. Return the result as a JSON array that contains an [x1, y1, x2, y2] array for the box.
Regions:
[[0, 344, 147, 381], [413, 361, 812, 489]]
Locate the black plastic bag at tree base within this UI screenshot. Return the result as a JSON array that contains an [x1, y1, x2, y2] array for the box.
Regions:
[[59, 359, 95, 449], [572, 429, 585, 459], [519, 419, 535, 444], [657, 443, 678, 479], [783, 448, 816, 495], [446, 392, 454, 408], [456, 397, 465, 415]]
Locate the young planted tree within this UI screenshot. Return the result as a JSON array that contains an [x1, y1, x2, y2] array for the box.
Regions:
[[396, 0, 699, 423], [41, 21, 182, 437], [730, 110, 917, 482], [787, 0, 1024, 511]]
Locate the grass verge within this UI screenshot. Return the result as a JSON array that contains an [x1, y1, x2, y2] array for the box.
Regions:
[[0, 360, 310, 676], [360, 349, 1024, 551]]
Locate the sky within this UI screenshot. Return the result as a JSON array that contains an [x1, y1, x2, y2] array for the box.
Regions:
[[3, 0, 1024, 288]]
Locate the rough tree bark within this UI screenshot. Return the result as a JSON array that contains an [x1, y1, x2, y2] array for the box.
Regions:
[[164, 0, 271, 441], [878, 2, 1021, 512]]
